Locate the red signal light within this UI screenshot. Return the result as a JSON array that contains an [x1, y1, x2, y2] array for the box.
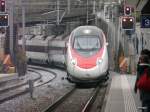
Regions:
[[126, 7, 129, 11], [121, 16, 135, 30], [1, 2, 4, 5], [0, 0, 5, 12], [130, 18, 133, 22], [4, 15, 7, 19], [123, 18, 126, 22], [124, 6, 131, 16], [0, 14, 9, 27]]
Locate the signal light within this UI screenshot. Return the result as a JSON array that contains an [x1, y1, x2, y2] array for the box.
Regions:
[[124, 6, 131, 16], [126, 7, 129, 10], [0, 14, 9, 27], [121, 16, 135, 30], [123, 18, 126, 22], [0, 0, 5, 12], [130, 18, 133, 22]]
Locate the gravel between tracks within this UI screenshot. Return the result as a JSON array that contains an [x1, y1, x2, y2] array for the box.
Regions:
[[0, 68, 74, 112]]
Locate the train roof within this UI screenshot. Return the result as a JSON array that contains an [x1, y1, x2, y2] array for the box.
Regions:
[[73, 26, 104, 36]]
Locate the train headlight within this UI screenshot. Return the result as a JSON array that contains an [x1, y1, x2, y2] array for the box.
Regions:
[[97, 59, 103, 65], [71, 59, 77, 65]]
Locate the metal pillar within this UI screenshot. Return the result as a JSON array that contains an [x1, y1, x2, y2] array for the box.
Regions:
[[9, 0, 14, 61], [28, 79, 34, 99], [57, 0, 60, 25], [22, 1, 26, 52], [67, 0, 70, 14], [86, 0, 89, 24], [93, 0, 96, 14]]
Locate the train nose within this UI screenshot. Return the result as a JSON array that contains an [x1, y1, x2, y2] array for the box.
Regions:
[[78, 63, 96, 69]]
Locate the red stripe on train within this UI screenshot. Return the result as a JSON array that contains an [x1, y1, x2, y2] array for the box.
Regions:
[[71, 48, 104, 69]]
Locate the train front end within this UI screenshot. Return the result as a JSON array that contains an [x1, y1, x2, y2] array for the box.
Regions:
[[66, 26, 108, 83]]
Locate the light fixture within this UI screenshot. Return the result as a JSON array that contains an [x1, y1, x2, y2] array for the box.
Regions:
[[83, 29, 91, 34]]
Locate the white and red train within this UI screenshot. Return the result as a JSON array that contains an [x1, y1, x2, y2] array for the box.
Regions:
[[66, 26, 109, 83], [18, 25, 109, 83]]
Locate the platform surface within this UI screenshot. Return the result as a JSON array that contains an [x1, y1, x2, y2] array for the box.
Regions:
[[104, 72, 141, 112]]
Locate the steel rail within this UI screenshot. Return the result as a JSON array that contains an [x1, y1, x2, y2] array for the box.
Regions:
[[43, 87, 76, 112], [81, 84, 101, 112]]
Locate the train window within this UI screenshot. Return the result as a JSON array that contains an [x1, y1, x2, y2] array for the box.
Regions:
[[73, 36, 101, 57], [74, 36, 100, 50]]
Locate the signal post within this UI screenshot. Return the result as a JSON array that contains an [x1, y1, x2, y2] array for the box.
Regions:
[[0, 0, 9, 27], [119, 4, 136, 74]]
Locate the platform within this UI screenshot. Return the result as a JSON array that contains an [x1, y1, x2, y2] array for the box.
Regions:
[[103, 72, 141, 112]]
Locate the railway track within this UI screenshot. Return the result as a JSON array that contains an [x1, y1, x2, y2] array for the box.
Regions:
[[27, 65, 57, 87], [0, 69, 41, 104], [0, 65, 57, 104], [43, 87, 76, 112], [43, 82, 108, 112]]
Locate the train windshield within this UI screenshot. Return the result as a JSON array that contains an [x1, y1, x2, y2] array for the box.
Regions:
[[73, 35, 101, 57]]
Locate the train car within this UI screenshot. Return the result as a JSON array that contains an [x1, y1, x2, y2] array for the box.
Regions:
[[66, 26, 109, 83], [18, 34, 67, 65], [23, 35, 50, 64]]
